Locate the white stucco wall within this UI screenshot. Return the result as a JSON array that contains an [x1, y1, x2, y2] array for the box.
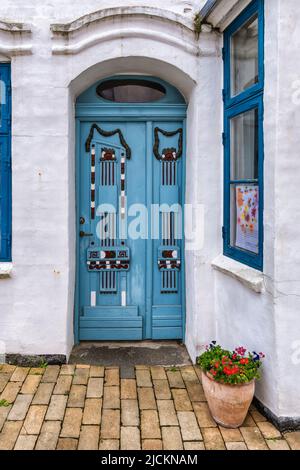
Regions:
[[0, 0, 299, 420]]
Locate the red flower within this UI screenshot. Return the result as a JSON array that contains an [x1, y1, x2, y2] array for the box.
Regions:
[[214, 362, 220, 369], [232, 354, 238, 360], [210, 369, 217, 377], [235, 347, 247, 356], [223, 366, 239, 376], [240, 358, 249, 365]]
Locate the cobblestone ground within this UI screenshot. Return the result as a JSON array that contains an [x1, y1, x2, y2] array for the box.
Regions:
[[0, 364, 297, 450]]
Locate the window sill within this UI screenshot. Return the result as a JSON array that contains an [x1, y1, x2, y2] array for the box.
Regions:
[[0, 262, 13, 279], [211, 255, 264, 293]]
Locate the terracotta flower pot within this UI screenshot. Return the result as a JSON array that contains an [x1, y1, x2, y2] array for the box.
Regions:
[[201, 370, 255, 428]]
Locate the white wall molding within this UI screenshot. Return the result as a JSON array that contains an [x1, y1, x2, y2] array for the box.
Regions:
[[212, 254, 264, 293], [0, 18, 32, 56], [50, 6, 194, 35]]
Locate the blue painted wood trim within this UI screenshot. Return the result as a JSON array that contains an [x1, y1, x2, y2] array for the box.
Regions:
[[0, 63, 12, 262], [223, 0, 264, 272], [223, 0, 265, 109]]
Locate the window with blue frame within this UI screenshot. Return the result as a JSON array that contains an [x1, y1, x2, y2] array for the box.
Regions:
[[0, 63, 12, 261], [223, 0, 264, 271]]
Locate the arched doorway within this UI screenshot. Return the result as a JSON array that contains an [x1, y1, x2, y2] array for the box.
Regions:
[[75, 75, 187, 341]]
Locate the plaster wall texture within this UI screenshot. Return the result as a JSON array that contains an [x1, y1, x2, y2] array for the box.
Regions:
[[0, 0, 299, 420]]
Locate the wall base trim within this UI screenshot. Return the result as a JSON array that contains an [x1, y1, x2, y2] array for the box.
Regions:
[[5, 354, 67, 367], [254, 397, 300, 432]]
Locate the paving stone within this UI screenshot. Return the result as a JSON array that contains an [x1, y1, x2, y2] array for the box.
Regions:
[[60, 364, 75, 375], [41, 366, 60, 383], [150, 366, 167, 380], [21, 374, 41, 394], [120, 366, 135, 379], [193, 402, 217, 427], [141, 410, 161, 439], [138, 387, 156, 410], [121, 379, 137, 399], [186, 382, 206, 402], [35, 421, 61, 450], [0, 405, 11, 432], [53, 375, 72, 395], [0, 374, 10, 393], [10, 367, 29, 383], [257, 421, 281, 439], [101, 409, 120, 439], [194, 366, 202, 382], [142, 439, 163, 450], [181, 366, 199, 383], [87, 377, 104, 398], [177, 411, 202, 441], [76, 364, 90, 369], [240, 426, 268, 450], [0, 421, 22, 450], [284, 431, 300, 450], [73, 367, 90, 385], [82, 398, 102, 425], [121, 399, 139, 426], [45, 395, 68, 421], [172, 389, 192, 411], [29, 368, 45, 375], [226, 441, 248, 450], [61, 408, 83, 438], [57, 438, 78, 450], [251, 409, 267, 423], [0, 381, 21, 403], [90, 366, 104, 377], [103, 386, 120, 409], [105, 368, 119, 386], [0, 364, 16, 374], [121, 426, 141, 450], [242, 413, 256, 426], [153, 380, 171, 400], [162, 426, 183, 450], [184, 441, 205, 450], [167, 370, 185, 389], [136, 369, 152, 387], [202, 428, 226, 450], [157, 399, 178, 426], [14, 434, 37, 450], [99, 439, 119, 450], [135, 365, 149, 370], [32, 382, 54, 405], [266, 439, 290, 450], [7, 394, 32, 421], [220, 427, 243, 442], [67, 385, 86, 408], [21, 405, 47, 435], [78, 425, 100, 450]]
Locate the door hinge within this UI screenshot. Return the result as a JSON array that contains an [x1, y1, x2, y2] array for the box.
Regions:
[[222, 132, 226, 146]]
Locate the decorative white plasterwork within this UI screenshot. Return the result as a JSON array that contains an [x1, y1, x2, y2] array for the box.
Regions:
[[50, 7, 194, 34], [0, 18, 32, 55], [50, 6, 218, 57], [211, 254, 264, 293]]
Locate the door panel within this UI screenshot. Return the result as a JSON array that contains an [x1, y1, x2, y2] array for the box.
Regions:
[[78, 120, 185, 341]]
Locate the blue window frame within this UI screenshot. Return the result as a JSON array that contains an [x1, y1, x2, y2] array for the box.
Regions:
[[0, 63, 12, 261], [223, 0, 264, 271]]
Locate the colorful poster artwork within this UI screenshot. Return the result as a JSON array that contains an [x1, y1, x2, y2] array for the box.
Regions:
[[235, 185, 259, 254]]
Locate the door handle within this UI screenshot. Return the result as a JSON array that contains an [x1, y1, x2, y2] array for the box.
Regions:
[[79, 231, 93, 238]]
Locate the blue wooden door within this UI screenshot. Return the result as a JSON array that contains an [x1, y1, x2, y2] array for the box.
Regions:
[[76, 77, 186, 341]]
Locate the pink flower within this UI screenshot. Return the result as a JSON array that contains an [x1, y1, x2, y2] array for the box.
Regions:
[[235, 347, 247, 356]]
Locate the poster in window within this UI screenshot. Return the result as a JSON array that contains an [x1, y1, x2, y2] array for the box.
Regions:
[[235, 185, 259, 254]]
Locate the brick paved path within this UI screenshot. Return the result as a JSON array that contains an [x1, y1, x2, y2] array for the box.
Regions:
[[0, 364, 297, 450]]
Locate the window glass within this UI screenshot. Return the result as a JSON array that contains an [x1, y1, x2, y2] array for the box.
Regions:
[[231, 15, 259, 96], [230, 108, 258, 180], [97, 79, 166, 103]]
